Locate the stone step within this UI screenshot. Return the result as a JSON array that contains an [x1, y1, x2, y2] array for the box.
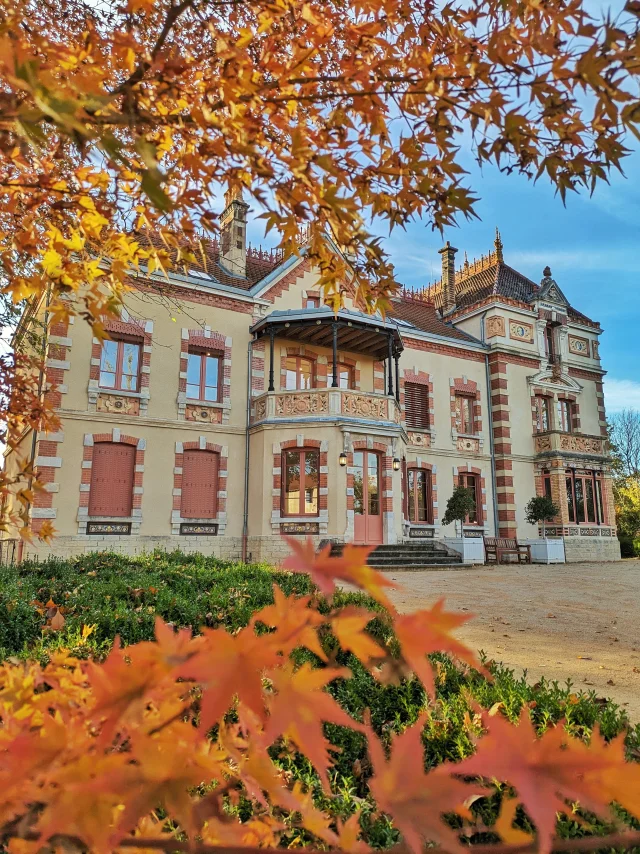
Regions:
[[322, 539, 464, 568]]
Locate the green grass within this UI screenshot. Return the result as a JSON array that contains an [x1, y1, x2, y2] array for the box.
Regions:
[[2, 549, 640, 848]]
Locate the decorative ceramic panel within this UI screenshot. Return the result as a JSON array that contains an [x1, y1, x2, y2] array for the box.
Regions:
[[180, 523, 218, 535], [408, 527, 434, 538], [86, 522, 131, 535], [276, 392, 329, 416], [407, 431, 431, 448], [592, 340, 600, 359], [457, 436, 480, 453], [280, 521, 320, 534], [568, 335, 590, 357], [508, 320, 534, 343], [486, 315, 505, 338], [96, 394, 140, 415], [185, 404, 223, 423]]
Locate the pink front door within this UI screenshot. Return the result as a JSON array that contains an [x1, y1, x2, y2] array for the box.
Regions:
[[353, 451, 383, 545]]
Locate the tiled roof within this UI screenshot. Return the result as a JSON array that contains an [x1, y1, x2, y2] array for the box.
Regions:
[[389, 298, 480, 343], [133, 231, 284, 290]]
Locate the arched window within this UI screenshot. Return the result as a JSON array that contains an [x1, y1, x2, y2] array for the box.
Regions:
[[180, 449, 219, 518], [534, 396, 551, 432], [89, 442, 135, 517], [284, 356, 315, 390], [458, 472, 482, 525]]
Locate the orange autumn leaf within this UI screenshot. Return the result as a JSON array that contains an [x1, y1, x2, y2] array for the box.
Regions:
[[393, 598, 479, 696], [252, 584, 327, 660], [453, 709, 639, 853], [367, 716, 481, 853], [282, 537, 396, 607], [177, 624, 278, 731], [331, 606, 386, 663], [264, 661, 359, 788]]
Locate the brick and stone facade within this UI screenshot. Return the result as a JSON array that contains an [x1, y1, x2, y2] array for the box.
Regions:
[[4, 229, 619, 563]]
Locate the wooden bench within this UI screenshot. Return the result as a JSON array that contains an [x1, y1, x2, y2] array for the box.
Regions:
[[484, 537, 531, 565]]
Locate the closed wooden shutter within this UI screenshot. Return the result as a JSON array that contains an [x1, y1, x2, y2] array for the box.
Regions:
[[89, 442, 135, 517], [404, 382, 430, 429], [181, 450, 219, 519]]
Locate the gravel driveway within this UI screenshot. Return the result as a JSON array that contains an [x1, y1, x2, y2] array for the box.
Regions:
[[386, 559, 640, 722]]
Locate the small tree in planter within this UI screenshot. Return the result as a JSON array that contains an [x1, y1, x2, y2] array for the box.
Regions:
[[442, 485, 476, 537], [525, 495, 559, 539]]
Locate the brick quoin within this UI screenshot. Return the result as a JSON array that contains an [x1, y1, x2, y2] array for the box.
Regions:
[[487, 353, 517, 537]]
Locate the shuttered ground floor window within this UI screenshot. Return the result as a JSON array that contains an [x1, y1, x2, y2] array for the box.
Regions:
[[89, 442, 135, 517], [180, 449, 219, 519]]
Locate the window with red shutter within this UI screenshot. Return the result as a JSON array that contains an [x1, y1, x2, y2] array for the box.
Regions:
[[180, 450, 219, 519], [404, 382, 430, 429], [89, 443, 135, 517]]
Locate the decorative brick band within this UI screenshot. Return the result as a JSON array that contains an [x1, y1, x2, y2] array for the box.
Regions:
[[403, 337, 486, 363], [260, 258, 312, 303], [488, 355, 516, 537], [88, 310, 153, 415], [77, 430, 146, 535], [271, 436, 329, 534], [171, 438, 228, 535], [177, 327, 232, 424]]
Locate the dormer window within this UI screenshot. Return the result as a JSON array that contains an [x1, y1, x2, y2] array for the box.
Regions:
[[305, 295, 320, 309]]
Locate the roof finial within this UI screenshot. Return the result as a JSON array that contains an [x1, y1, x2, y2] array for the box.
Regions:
[[543, 265, 552, 278], [494, 227, 504, 262]]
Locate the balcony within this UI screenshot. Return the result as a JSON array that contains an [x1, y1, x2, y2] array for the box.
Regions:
[[533, 431, 606, 458], [251, 388, 401, 425]]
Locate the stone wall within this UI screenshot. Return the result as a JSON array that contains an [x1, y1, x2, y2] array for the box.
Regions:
[[562, 535, 621, 563]]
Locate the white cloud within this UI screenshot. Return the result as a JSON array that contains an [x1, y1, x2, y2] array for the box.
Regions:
[[604, 378, 640, 414]]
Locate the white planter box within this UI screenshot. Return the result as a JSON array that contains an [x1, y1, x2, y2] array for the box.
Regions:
[[525, 538, 566, 564], [444, 536, 485, 565]]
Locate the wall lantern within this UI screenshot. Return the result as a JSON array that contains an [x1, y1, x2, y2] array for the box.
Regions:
[[392, 457, 401, 471], [339, 451, 348, 467]]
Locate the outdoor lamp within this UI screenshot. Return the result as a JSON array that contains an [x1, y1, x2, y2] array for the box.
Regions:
[[393, 457, 401, 471], [339, 451, 348, 467]]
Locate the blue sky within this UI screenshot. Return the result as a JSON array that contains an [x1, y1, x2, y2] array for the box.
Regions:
[[378, 149, 640, 415]]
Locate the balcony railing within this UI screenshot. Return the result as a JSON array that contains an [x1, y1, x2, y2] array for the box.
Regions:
[[533, 431, 606, 457], [251, 389, 401, 425]]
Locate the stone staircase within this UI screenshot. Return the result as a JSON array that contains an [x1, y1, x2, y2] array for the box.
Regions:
[[326, 540, 464, 571]]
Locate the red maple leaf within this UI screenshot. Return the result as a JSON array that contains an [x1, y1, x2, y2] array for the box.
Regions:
[[282, 537, 396, 607], [393, 599, 479, 696]]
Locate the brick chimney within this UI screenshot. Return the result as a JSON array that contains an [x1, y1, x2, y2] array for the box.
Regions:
[[438, 240, 458, 315], [220, 186, 249, 277]]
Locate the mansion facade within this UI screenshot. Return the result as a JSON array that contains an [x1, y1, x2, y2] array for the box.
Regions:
[[4, 197, 620, 563]]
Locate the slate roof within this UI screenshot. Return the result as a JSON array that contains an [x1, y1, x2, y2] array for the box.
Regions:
[[389, 297, 480, 343]]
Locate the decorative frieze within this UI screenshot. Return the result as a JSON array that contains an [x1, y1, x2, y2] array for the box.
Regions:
[[281, 521, 320, 534], [86, 521, 132, 535], [185, 404, 223, 423], [276, 392, 329, 416], [96, 394, 140, 415], [407, 431, 431, 448], [457, 436, 480, 453], [180, 523, 218, 536], [341, 393, 386, 420]]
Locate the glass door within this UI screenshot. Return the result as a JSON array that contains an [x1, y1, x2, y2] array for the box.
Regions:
[[353, 451, 383, 545]]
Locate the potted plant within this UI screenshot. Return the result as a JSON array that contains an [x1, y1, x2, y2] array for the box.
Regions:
[[524, 495, 565, 564], [442, 485, 484, 564]]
